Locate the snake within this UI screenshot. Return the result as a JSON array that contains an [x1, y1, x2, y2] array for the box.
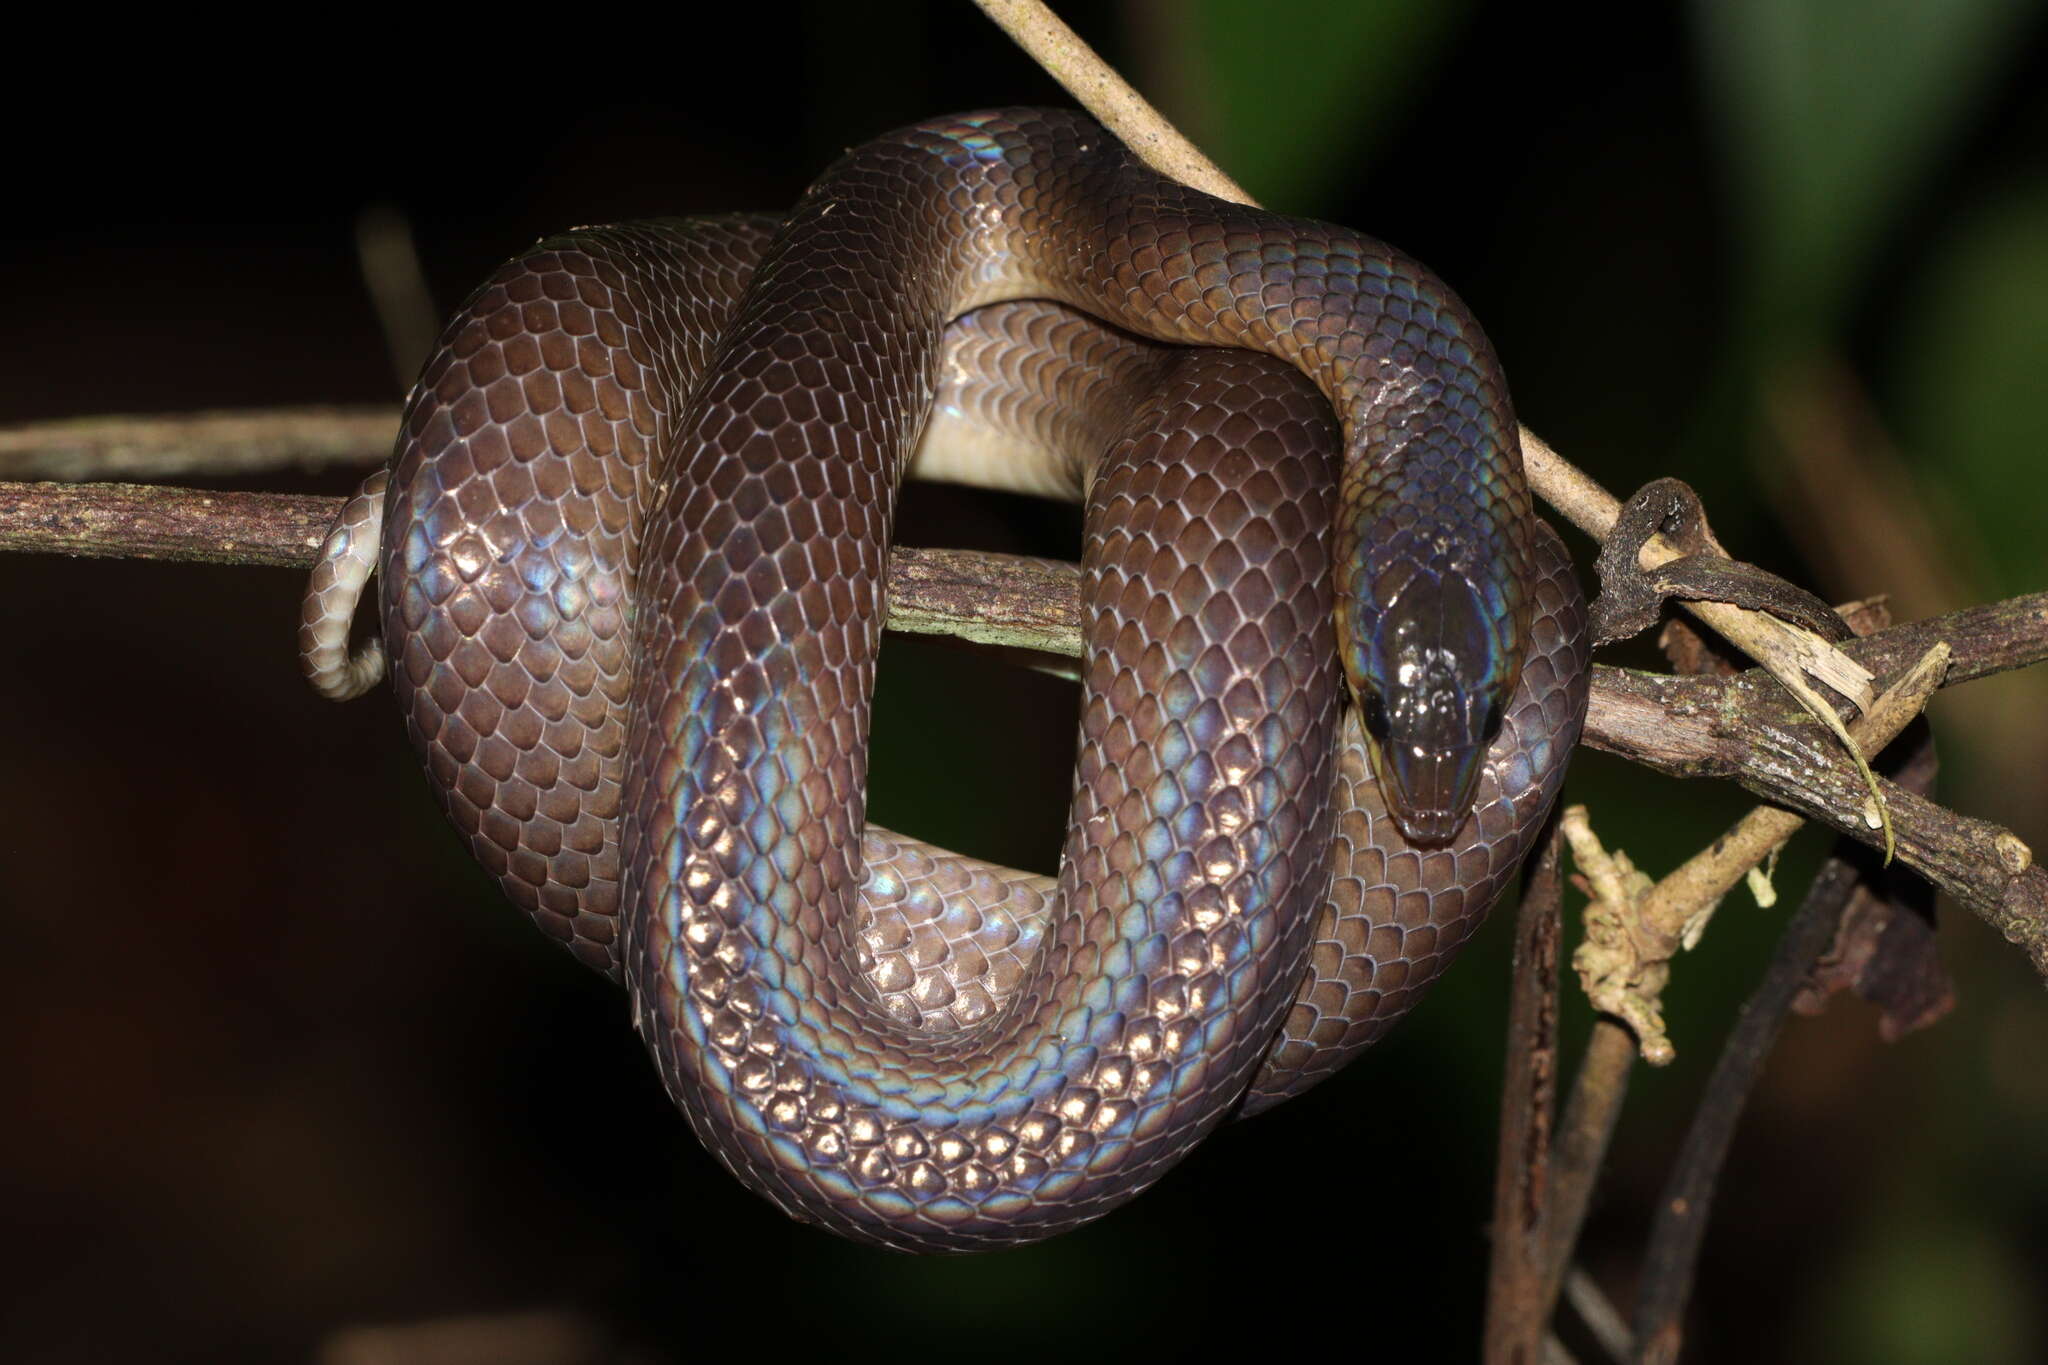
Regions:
[[300, 109, 1589, 1252]]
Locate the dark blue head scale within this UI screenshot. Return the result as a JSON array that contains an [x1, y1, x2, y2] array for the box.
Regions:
[[1344, 564, 1514, 846]]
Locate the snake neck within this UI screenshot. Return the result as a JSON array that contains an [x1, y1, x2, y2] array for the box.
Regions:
[[932, 109, 1537, 841]]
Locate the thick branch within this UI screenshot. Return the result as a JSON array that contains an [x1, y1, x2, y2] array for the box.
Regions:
[[0, 479, 1082, 646], [970, 0, 1252, 202], [1630, 749, 1936, 1362], [3, 478, 2041, 970], [1585, 659, 2044, 967], [0, 481, 343, 569]]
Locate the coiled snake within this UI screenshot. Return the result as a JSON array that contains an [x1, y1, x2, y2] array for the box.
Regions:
[[301, 109, 1589, 1251]]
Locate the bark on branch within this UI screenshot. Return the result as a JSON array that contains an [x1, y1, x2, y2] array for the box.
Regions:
[[1, 477, 2042, 974], [0, 406, 396, 482]]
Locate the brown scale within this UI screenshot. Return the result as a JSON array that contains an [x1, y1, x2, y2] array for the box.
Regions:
[[303, 110, 1589, 1251]]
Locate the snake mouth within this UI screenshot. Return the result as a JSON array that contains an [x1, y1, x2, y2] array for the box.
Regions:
[[1372, 738, 1487, 848]]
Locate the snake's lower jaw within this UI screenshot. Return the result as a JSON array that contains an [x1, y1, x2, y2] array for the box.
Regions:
[[1370, 737, 1487, 847]]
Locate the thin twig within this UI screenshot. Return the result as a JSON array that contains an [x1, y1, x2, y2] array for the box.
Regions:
[[1835, 590, 2048, 688], [355, 205, 441, 394], [1565, 1267, 1636, 1364], [1627, 852, 1865, 1365], [1486, 816, 1568, 1363], [0, 407, 397, 482], [1542, 1020, 1637, 1317], [1629, 727, 1942, 1361]]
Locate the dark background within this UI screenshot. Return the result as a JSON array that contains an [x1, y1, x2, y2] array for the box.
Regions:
[[4, 2, 2046, 1360]]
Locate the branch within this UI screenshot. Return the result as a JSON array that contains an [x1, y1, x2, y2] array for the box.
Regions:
[[1545, 1022, 1636, 1326], [0, 480, 1081, 648], [970, 0, 1252, 202], [1628, 848, 1872, 1364], [1572, 644, 1952, 1060], [1626, 721, 1941, 1361], [1585, 645, 2044, 971], [0, 407, 396, 482], [4, 476, 2039, 968], [1486, 816, 1566, 1362], [0, 481, 342, 569]]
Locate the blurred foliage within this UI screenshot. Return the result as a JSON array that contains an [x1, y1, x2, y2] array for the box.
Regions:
[[1896, 188, 2048, 597], [1156, 0, 1474, 208], [1695, 0, 2035, 341]]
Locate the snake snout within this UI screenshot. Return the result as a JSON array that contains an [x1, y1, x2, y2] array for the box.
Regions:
[[1354, 668, 1494, 847], [1374, 735, 1488, 847], [1349, 567, 1512, 847]]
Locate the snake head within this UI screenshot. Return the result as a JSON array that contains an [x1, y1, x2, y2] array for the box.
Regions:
[[1346, 568, 1514, 847]]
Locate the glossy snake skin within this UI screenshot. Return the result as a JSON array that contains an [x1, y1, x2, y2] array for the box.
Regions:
[[302, 110, 1589, 1250]]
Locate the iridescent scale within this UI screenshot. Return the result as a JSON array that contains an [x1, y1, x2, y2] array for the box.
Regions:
[[300, 109, 1589, 1251]]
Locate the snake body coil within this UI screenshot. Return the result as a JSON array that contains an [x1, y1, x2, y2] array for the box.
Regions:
[[302, 110, 1589, 1251]]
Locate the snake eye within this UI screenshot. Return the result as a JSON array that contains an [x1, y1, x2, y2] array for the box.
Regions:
[[1482, 698, 1506, 743], [1361, 689, 1391, 742]]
